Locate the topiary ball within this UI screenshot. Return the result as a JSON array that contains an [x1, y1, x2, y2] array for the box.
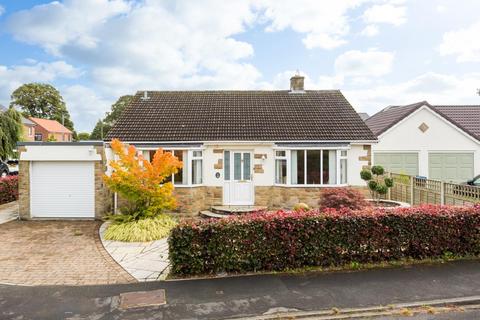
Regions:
[[360, 169, 372, 181], [371, 165, 385, 175]]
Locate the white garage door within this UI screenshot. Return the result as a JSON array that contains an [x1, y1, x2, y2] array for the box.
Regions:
[[374, 152, 419, 176], [31, 161, 95, 218], [429, 153, 474, 183]]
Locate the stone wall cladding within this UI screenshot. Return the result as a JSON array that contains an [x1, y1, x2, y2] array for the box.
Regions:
[[255, 186, 370, 210], [173, 186, 222, 216], [18, 160, 30, 220], [94, 146, 112, 219]]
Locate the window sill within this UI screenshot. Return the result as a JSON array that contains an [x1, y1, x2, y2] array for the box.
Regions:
[[274, 184, 349, 188], [174, 184, 204, 188]]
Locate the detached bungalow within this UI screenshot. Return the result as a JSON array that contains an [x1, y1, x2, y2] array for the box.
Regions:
[[105, 75, 376, 213], [366, 101, 480, 183]]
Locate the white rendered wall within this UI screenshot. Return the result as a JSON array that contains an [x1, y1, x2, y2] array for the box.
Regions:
[[372, 107, 480, 177], [20, 145, 102, 161]]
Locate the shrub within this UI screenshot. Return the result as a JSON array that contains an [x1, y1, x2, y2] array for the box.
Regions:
[[0, 176, 18, 205], [169, 205, 480, 275], [104, 214, 177, 242], [293, 203, 310, 212], [319, 187, 370, 210], [361, 165, 393, 203], [103, 139, 182, 220]]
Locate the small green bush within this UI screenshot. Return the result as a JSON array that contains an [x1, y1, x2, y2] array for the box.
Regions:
[[104, 214, 177, 242]]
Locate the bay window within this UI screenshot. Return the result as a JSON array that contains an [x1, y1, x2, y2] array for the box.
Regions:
[[275, 149, 348, 186], [147, 149, 203, 186]]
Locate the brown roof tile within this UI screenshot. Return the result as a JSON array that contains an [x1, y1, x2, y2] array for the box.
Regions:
[[365, 102, 480, 141], [106, 90, 376, 142]]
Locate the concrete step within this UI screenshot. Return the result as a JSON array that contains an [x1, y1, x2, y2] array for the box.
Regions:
[[211, 205, 267, 215], [199, 210, 227, 219]]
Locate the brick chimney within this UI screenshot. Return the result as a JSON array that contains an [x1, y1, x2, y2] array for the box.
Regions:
[[290, 72, 304, 93]]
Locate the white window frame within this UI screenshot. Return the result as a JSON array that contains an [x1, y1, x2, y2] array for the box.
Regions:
[[139, 147, 204, 187], [273, 147, 349, 187]]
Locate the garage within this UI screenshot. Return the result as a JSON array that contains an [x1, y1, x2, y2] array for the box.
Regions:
[[30, 161, 95, 218], [429, 153, 474, 183], [374, 152, 419, 176]]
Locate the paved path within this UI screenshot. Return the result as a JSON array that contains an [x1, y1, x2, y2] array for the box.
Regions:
[[99, 222, 170, 281], [0, 260, 479, 319], [0, 220, 135, 286], [0, 201, 19, 224]]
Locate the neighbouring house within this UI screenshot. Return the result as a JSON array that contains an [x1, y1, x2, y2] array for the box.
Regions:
[[21, 117, 36, 142], [104, 75, 377, 213], [366, 101, 480, 183], [29, 117, 72, 142], [358, 112, 370, 121]]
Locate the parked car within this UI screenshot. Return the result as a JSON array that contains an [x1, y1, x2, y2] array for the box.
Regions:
[[463, 175, 480, 187], [6, 160, 18, 175], [0, 160, 9, 178]]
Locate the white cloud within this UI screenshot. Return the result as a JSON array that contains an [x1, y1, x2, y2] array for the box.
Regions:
[[260, 0, 367, 49], [438, 21, 480, 62], [62, 85, 112, 132], [0, 5, 5, 16], [270, 70, 344, 90], [344, 72, 480, 114], [361, 25, 379, 37], [362, 3, 407, 26], [334, 49, 395, 78]]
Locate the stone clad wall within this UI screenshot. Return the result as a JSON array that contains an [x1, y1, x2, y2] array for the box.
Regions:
[[173, 187, 222, 215], [18, 159, 30, 220]]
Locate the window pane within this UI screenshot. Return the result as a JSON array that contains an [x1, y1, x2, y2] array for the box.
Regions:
[[323, 150, 337, 184], [192, 159, 202, 184], [307, 150, 321, 184], [275, 159, 287, 184], [291, 150, 305, 184], [234, 153, 242, 180], [276, 150, 286, 157], [341, 150, 347, 157], [224, 151, 230, 181], [193, 150, 202, 157], [243, 153, 251, 180], [173, 150, 186, 185], [340, 158, 347, 184]]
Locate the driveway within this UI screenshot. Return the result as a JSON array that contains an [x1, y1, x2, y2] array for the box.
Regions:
[[0, 220, 135, 286]]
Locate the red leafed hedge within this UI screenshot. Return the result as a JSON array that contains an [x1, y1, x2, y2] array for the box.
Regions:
[[0, 176, 19, 205], [168, 205, 480, 275]]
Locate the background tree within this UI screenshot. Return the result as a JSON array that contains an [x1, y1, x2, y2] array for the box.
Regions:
[[77, 132, 91, 140], [0, 107, 22, 160], [10, 83, 76, 138], [91, 95, 133, 139]]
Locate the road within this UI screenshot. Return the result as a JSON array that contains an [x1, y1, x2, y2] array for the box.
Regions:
[[1, 260, 479, 319]]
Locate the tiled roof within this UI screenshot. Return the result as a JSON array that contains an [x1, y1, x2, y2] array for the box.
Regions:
[[21, 117, 35, 126], [365, 101, 480, 141], [29, 117, 72, 134], [106, 90, 376, 142], [434, 105, 480, 141]]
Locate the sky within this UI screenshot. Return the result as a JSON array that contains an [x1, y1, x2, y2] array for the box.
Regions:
[[0, 0, 480, 133]]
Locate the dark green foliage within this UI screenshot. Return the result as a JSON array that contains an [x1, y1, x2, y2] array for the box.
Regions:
[[371, 165, 384, 175], [384, 177, 394, 188], [360, 169, 372, 180], [91, 95, 133, 139], [0, 107, 22, 160], [368, 180, 378, 191], [169, 205, 480, 275], [77, 132, 90, 140]]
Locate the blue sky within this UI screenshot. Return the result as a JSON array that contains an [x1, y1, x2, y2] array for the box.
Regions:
[[1, 0, 480, 132]]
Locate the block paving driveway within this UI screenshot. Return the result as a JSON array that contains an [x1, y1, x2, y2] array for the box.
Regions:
[[0, 220, 135, 286]]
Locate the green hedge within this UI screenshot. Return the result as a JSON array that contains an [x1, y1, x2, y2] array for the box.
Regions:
[[168, 205, 480, 275]]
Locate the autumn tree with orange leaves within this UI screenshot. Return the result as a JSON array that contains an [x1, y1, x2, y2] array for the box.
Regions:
[[104, 139, 182, 219]]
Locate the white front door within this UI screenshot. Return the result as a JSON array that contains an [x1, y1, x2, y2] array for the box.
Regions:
[[223, 151, 254, 205]]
